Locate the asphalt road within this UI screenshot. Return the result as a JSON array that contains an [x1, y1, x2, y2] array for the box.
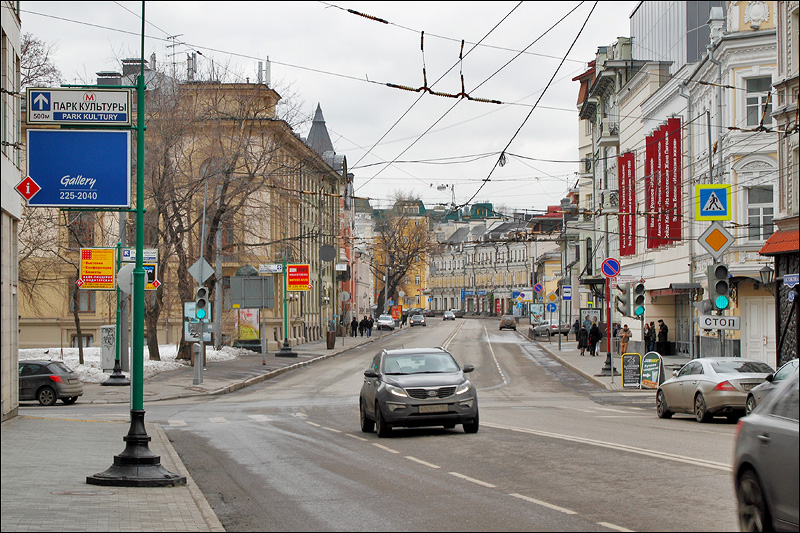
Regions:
[[147, 318, 739, 531]]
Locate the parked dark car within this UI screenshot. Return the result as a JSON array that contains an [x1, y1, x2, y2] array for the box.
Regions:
[[19, 360, 84, 406], [423, 309, 435, 317], [746, 358, 798, 415], [359, 347, 479, 437], [733, 370, 798, 532], [449, 308, 465, 318], [402, 307, 423, 319]]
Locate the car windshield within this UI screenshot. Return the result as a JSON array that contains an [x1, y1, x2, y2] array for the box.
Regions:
[[774, 360, 799, 381], [378, 315, 392, 321], [710, 360, 774, 374], [383, 353, 460, 375], [412, 315, 423, 319]]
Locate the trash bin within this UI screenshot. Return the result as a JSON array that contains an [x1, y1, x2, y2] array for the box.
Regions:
[[326, 331, 336, 350]]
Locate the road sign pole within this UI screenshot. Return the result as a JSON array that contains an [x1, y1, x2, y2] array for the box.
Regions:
[[102, 241, 129, 387], [87, 5, 184, 488]]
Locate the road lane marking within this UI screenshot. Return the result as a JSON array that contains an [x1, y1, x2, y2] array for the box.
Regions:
[[345, 434, 369, 442], [248, 415, 271, 422], [483, 325, 508, 387], [167, 420, 187, 427], [442, 319, 465, 350], [595, 407, 632, 414], [449, 471, 496, 488], [509, 493, 576, 515], [405, 456, 441, 469], [559, 406, 595, 413], [322, 426, 342, 433], [209, 417, 227, 423], [597, 522, 634, 532], [305, 421, 321, 427], [372, 443, 400, 454], [482, 422, 731, 471]]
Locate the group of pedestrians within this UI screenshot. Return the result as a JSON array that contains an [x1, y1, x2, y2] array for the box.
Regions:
[[349, 315, 374, 337], [573, 315, 670, 356]]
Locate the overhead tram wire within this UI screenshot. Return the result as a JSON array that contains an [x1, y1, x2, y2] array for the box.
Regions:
[[355, 1, 586, 193], [458, 1, 598, 214]]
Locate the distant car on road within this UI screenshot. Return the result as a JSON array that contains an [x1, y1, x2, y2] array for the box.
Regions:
[[423, 309, 435, 317], [359, 347, 479, 437], [443, 311, 456, 321], [19, 360, 84, 406], [746, 358, 798, 415], [376, 314, 396, 331], [531, 320, 570, 336], [449, 309, 465, 318], [733, 369, 798, 532], [499, 315, 516, 331], [656, 357, 774, 422], [409, 314, 426, 327]]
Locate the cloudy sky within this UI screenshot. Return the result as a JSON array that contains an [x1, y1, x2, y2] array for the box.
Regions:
[[20, 1, 638, 213]]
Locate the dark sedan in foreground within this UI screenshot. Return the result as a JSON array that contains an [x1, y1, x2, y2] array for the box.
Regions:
[[733, 370, 798, 532], [19, 360, 84, 406], [656, 357, 774, 422], [359, 347, 479, 437]]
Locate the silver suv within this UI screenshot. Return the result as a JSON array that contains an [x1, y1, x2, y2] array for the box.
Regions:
[[376, 314, 395, 331], [359, 347, 479, 437]]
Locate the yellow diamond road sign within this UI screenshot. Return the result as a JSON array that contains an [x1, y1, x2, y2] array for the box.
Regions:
[[547, 292, 558, 303], [699, 221, 733, 260]]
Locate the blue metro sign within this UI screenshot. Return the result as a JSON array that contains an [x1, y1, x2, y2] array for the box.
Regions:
[[26, 130, 131, 208]]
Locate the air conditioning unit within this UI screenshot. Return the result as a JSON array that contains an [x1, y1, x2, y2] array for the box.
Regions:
[[600, 189, 619, 213]]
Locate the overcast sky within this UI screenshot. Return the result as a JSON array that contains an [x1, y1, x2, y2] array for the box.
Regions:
[[20, 1, 638, 213]]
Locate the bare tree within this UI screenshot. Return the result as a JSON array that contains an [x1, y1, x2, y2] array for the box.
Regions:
[[20, 33, 62, 88], [371, 193, 435, 314]]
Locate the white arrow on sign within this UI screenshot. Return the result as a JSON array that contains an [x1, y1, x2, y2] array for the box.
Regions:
[[33, 93, 49, 110]]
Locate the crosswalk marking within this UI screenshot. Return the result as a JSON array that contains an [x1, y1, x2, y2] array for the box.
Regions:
[[167, 420, 187, 427], [209, 417, 227, 423]]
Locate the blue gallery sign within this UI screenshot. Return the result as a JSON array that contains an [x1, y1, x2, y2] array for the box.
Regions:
[[26, 130, 131, 208]]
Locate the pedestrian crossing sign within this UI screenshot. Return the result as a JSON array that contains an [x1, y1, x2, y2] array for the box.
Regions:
[[695, 184, 731, 221]]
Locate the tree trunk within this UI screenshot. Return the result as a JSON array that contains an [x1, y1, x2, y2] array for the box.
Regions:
[[72, 273, 84, 365]]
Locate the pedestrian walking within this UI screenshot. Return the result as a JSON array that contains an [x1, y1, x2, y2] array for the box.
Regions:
[[618, 324, 632, 354], [366, 315, 374, 337], [572, 319, 580, 341], [644, 322, 655, 352], [589, 322, 603, 357], [359, 316, 367, 337], [577, 325, 589, 356], [350, 317, 358, 337], [657, 319, 669, 354]]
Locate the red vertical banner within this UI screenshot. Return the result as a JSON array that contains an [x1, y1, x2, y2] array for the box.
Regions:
[[667, 117, 682, 243], [645, 133, 656, 249], [656, 125, 668, 248], [618, 151, 636, 256]]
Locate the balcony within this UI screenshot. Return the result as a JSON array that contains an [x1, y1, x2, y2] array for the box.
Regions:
[[598, 118, 619, 147], [599, 189, 619, 214]]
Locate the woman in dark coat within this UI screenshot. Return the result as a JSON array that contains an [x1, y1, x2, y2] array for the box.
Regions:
[[589, 323, 603, 357], [577, 325, 589, 356]]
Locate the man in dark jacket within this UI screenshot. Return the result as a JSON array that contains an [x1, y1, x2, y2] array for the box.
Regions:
[[589, 322, 603, 357], [657, 319, 669, 354]]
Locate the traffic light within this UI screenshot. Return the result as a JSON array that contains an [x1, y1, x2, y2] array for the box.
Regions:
[[632, 281, 646, 317], [615, 283, 631, 316], [707, 263, 730, 310], [195, 286, 209, 320]]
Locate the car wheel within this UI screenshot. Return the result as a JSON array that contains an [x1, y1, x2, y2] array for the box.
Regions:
[[359, 400, 374, 433], [694, 393, 710, 423], [737, 469, 771, 533], [745, 394, 757, 416], [656, 390, 673, 419], [61, 396, 78, 405], [37, 386, 57, 407], [375, 403, 392, 438], [463, 412, 479, 434]]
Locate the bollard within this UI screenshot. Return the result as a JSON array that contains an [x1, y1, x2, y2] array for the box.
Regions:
[[193, 343, 203, 385]]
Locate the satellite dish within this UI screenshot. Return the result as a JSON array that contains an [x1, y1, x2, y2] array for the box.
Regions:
[[320, 245, 336, 262]]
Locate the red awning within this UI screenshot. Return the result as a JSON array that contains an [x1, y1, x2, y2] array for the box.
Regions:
[[759, 228, 799, 256]]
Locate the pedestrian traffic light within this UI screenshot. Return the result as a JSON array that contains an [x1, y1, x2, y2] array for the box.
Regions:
[[195, 286, 208, 320], [708, 263, 730, 310], [632, 281, 646, 317], [615, 283, 631, 316]]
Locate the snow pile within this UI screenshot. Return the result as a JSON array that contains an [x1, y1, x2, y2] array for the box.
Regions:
[[18, 345, 252, 383]]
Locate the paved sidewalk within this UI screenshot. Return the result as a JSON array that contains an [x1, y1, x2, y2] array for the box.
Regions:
[[2, 322, 688, 532]]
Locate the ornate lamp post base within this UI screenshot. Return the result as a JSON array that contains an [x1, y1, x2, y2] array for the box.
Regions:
[[101, 359, 130, 386], [86, 410, 186, 487], [598, 353, 620, 376], [277, 339, 297, 357]]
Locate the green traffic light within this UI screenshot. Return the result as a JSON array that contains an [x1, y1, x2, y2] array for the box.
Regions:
[[195, 308, 207, 319], [715, 295, 730, 310], [634, 305, 645, 317]]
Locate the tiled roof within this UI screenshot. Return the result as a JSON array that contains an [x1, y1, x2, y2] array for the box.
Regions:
[[759, 228, 799, 255]]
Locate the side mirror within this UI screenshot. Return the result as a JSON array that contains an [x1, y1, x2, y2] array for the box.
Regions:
[[364, 370, 379, 379], [462, 364, 474, 373], [673, 370, 679, 377], [765, 373, 775, 383]]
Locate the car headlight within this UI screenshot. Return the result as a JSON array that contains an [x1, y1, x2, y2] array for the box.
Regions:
[[456, 381, 471, 395], [385, 384, 408, 398]]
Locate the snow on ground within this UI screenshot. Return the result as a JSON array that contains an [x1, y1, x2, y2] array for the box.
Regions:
[[18, 345, 254, 383]]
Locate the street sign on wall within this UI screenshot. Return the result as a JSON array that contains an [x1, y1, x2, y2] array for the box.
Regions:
[[27, 87, 132, 126], [26, 130, 131, 208]]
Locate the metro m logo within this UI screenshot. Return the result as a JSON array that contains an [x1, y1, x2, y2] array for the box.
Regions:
[[83, 92, 96, 102]]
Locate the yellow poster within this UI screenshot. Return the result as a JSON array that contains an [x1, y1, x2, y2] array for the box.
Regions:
[[78, 248, 116, 290]]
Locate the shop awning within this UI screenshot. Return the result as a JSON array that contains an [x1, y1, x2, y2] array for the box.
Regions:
[[759, 228, 799, 256]]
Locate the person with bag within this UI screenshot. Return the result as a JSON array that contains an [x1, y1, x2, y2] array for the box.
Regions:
[[589, 322, 603, 357], [577, 324, 589, 356], [618, 324, 632, 354]]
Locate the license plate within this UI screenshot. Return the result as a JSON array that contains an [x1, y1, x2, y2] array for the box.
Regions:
[[418, 404, 448, 414]]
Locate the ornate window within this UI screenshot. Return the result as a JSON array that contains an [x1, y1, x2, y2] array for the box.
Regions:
[[746, 77, 772, 126], [747, 186, 774, 241]]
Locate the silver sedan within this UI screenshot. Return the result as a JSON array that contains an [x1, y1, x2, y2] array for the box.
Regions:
[[656, 357, 774, 422]]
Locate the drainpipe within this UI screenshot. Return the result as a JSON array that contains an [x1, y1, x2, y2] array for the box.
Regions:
[[679, 81, 695, 361], [707, 43, 724, 183]]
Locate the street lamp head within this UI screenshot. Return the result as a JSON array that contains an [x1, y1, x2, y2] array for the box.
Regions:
[[759, 264, 774, 285]]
